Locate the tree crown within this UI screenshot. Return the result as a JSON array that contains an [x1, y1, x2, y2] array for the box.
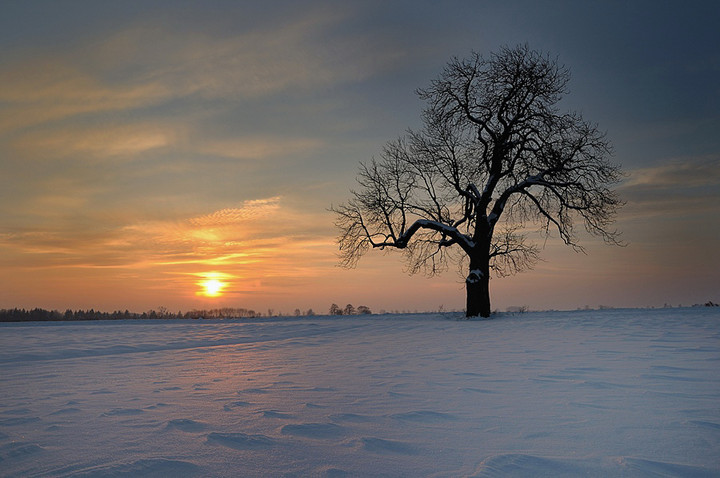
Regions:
[[334, 45, 622, 279]]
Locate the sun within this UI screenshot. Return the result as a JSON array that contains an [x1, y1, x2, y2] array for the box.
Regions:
[[200, 279, 225, 297], [193, 271, 233, 298]]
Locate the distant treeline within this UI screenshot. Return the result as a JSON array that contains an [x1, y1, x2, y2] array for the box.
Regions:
[[0, 307, 261, 323], [329, 303, 372, 315]]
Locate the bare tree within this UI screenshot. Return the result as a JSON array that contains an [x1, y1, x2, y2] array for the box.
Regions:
[[357, 305, 372, 315], [333, 45, 622, 318]]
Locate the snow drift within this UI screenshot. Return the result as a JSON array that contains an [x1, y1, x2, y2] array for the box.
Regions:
[[1, 308, 718, 476]]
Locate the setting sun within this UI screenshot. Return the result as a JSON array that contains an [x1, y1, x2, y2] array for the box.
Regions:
[[193, 271, 235, 299], [199, 279, 225, 297]]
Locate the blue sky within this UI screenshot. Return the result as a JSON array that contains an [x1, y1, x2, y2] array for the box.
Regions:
[[1, 1, 718, 313]]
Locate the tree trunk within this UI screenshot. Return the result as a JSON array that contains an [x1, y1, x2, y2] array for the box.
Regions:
[[466, 253, 491, 318]]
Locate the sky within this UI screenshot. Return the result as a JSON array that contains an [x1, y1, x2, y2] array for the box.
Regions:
[[1, 0, 719, 314]]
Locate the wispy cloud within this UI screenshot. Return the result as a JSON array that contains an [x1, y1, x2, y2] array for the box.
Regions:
[[9, 122, 175, 160], [623, 155, 720, 189], [0, 6, 404, 133], [195, 137, 324, 161], [0, 59, 170, 132], [619, 155, 720, 217], [0, 196, 334, 290], [189, 198, 281, 227]]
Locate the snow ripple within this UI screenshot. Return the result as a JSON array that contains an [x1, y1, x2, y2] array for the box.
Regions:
[[206, 432, 277, 449]]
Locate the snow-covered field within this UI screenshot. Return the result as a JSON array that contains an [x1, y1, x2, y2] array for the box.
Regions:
[[1, 308, 719, 477]]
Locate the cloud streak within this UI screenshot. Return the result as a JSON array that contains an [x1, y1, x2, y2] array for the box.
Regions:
[[1, 196, 331, 270], [620, 155, 720, 217], [0, 6, 404, 133], [623, 155, 720, 189]]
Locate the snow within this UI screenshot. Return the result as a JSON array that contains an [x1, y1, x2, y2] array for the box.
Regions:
[[466, 269, 484, 283], [412, 219, 475, 250], [1, 308, 719, 477]]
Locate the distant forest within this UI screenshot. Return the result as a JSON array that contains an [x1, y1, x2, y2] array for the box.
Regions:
[[0, 307, 261, 322], [0, 304, 374, 322]]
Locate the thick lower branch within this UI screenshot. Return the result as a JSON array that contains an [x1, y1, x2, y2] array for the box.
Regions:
[[371, 219, 475, 254]]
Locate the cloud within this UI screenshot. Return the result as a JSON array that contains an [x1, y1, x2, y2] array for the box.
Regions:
[[9, 122, 175, 161], [0, 59, 170, 132], [619, 155, 720, 217], [189, 198, 281, 227], [623, 155, 720, 189], [0, 196, 334, 278], [196, 137, 324, 161], [124, 7, 406, 100], [0, 6, 405, 133]]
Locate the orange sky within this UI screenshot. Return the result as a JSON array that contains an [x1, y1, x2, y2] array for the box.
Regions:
[[1, 1, 719, 314]]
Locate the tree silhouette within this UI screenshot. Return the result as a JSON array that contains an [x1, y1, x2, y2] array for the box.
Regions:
[[334, 45, 622, 317], [357, 305, 372, 315]]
